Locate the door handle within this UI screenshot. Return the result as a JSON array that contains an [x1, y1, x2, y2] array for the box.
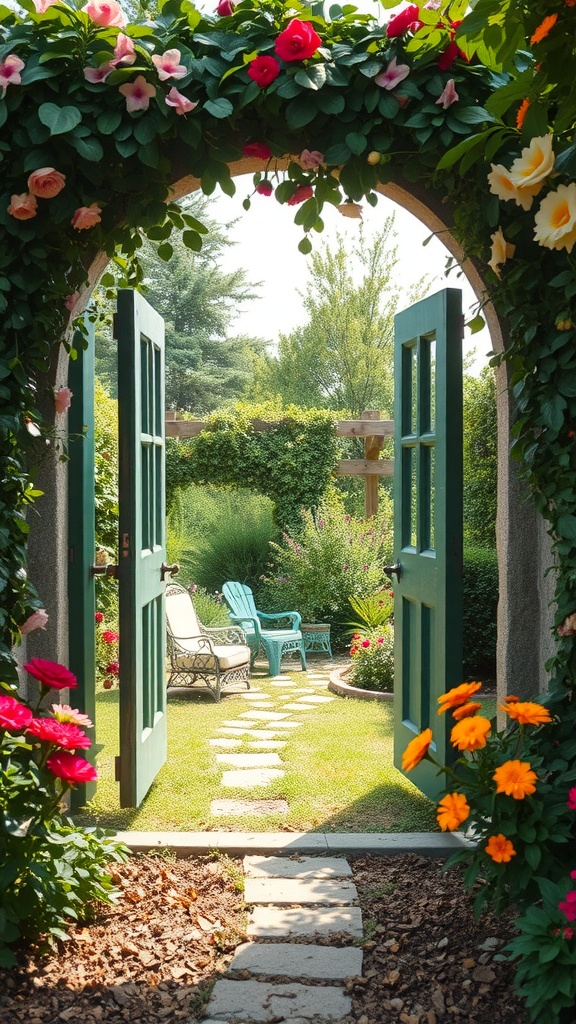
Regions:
[[90, 563, 119, 578], [383, 561, 402, 580], [161, 562, 180, 581]]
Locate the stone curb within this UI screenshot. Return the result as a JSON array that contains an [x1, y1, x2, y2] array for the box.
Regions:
[[113, 830, 475, 857], [328, 662, 393, 701]]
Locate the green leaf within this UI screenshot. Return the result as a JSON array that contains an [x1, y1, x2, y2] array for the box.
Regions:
[[345, 132, 367, 156], [315, 91, 345, 115], [157, 242, 173, 262], [540, 393, 566, 431], [38, 103, 82, 136], [286, 95, 318, 129], [96, 110, 123, 135], [298, 236, 312, 255], [451, 105, 496, 125], [203, 97, 234, 119], [556, 515, 576, 540], [182, 230, 202, 251], [69, 136, 104, 162], [294, 65, 327, 91]]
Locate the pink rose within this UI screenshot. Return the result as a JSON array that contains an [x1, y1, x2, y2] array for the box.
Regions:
[[71, 203, 102, 230], [217, 0, 234, 13], [0, 54, 25, 87], [102, 629, 119, 644], [46, 751, 98, 784], [65, 291, 80, 313], [54, 386, 72, 413], [27, 718, 91, 750], [287, 184, 313, 206], [247, 55, 280, 88], [8, 193, 37, 220], [243, 142, 273, 160], [165, 87, 197, 115], [151, 49, 187, 81], [275, 19, 321, 62], [24, 657, 77, 691], [119, 75, 156, 112], [0, 694, 33, 731], [300, 149, 323, 170], [82, 0, 126, 28], [28, 167, 66, 199], [256, 181, 273, 196], [33, 0, 59, 10], [20, 609, 49, 634]]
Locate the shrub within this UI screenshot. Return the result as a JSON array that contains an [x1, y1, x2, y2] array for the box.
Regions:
[[349, 627, 394, 692], [463, 368, 497, 547], [95, 610, 120, 691], [185, 584, 231, 627], [0, 659, 128, 966], [346, 590, 394, 634], [463, 546, 498, 679]]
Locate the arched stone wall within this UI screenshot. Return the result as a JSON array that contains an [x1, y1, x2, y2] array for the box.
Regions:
[[24, 155, 555, 703]]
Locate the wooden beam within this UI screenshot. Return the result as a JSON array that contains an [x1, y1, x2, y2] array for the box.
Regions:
[[335, 419, 393, 437], [166, 420, 207, 437], [335, 459, 394, 477], [363, 411, 382, 519]]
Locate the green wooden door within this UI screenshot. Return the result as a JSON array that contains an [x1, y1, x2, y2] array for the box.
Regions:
[[392, 288, 463, 800], [116, 289, 168, 808]]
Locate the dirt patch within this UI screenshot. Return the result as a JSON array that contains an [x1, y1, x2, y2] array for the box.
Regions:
[[2, 851, 527, 1024]]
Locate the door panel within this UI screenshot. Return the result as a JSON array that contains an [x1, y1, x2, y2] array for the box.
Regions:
[[393, 289, 463, 800], [116, 290, 167, 808]]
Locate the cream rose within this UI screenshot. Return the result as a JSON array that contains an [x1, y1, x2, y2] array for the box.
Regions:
[[488, 227, 515, 278], [71, 203, 102, 230], [534, 183, 576, 253], [7, 192, 38, 220], [487, 163, 541, 212], [28, 167, 66, 199], [509, 134, 554, 189]]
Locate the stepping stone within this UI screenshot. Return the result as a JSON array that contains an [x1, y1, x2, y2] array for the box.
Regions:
[[222, 721, 263, 731], [221, 768, 285, 788], [211, 798, 289, 817], [247, 740, 286, 750], [281, 702, 315, 711], [239, 710, 291, 721], [269, 679, 298, 687], [244, 877, 358, 905], [244, 856, 352, 878], [266, 720, 302, 729], [297, 695, 335, 703], [209, 738, 242, 748], [248, 905, 363, 938], [216, 753, 282, 768], [238, 692, 272, 700], [205, 979, 352, 1022], [228, 942, 363, 981]]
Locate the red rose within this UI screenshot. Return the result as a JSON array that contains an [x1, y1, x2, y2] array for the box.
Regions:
[[27, 718, 91, 750], [287, 184, 313, 206], [24, 658, 77, 691], [247, 56, 280, 88], [350, 645, 359, 656], [256, 181, 273, 196], [106, 660, 120, 675], [361, 639, 371, 648], [216, 0, 234, 13], [0, 694, 33, 731], [46, 751, 98, 784], [243, 142, 273, 160], [275, 19, 321, 62], [95, 611, 104, 623], [386, 4, 422, 38], [101, 629, 119, 644], [438, 21, 468, 70]]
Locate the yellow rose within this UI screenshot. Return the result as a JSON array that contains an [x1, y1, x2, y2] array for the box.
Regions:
[[488, 226, 516, 278], [509, 134, 554, 189], [534, 183, 576, 253], [487, 163, 541, 211]]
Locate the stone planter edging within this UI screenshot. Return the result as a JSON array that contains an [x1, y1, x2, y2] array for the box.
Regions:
[[328, 663, 394, 702]]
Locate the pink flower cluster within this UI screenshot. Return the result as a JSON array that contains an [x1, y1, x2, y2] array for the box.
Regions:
[[7, 167, 102, 230], [559, 870, 576, 923]]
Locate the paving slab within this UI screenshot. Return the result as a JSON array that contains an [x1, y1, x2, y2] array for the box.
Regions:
[[114, 831, 472, 857], [247, 740, 286, 750], [247, 905, 363, 938], [209, 738, 243, 748], [237, 692, 269, 700], [244, 855, 352, 878], [280, 702, 315, 711], [262, 719, 301, 729], [227, 942, 362, 981], [211, 799, 289, 817], [269, 679, 298, 687], [221, 768, 285, 788], [239, 710, 291, 721], [221, 722, 263, 731], [216, 753, 283, 768], [244, 876, 357, 905], [205, 979, 352, 1022], [296, 695, 336, 704]]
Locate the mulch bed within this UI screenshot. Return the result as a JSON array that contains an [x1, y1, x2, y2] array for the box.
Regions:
[[1, 851, 528, 1024]]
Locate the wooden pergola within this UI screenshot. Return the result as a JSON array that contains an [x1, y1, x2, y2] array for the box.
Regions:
[[165, 409, 393, 518]]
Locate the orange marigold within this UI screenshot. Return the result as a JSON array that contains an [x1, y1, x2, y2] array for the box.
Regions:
[[436, 792, 470, 832], [530, 13, 558, 44], [450, 716, 491, 752], [516, 98, 530, 130], [485, 834, 516, 863], [437, 681, 482, 715], [493, 759, 538, 799], [504, 695, 519, 703], [499, 700, 552, 726], [452, 701, 482, 721], [402, 728, 433, 772]]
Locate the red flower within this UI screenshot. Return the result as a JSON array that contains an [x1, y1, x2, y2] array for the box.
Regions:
[[287, 185, 313, 206], [386, 4, 422, 37], [24, 658, 77, 691], [361, 639, 371, 648], [216, 0, 234, 13], [27, 718, 91, 750], [106, 660, 120, 675], [256, 181, 273, 196], [438, 22, 468, 70], [247, 56, 280, 88], [350, 645, 359, 656], [243, 142, 273, 160], [0, 694, 33, 731], [46, 751, 98, 785], [101, 630, 119, 644], [275, 19, 321, 62], [95, 611, 104, 623]]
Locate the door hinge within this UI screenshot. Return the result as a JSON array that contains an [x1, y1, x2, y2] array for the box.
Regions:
[[114, 756, 121, 782]]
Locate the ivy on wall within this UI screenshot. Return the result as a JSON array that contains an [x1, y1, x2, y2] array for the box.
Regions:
[[165, 402, 340, 530]]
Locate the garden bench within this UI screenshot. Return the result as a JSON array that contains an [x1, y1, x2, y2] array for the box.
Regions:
[[222, 581, 307, 677]]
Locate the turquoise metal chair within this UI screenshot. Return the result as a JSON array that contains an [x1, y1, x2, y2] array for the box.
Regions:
[[222, 582, 307, 677]]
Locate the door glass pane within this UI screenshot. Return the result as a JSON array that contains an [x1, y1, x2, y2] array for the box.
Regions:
[[411, 343, 418, 435], [401, 596, 413, 723], [429, 338, 436, 433], [411, 446, 417, 548], [420, 604, 431, 729], [141, 441, 151, 551], [420, 444, 431, 551], [141, 336, 150, 435], [429, 445, 435, 551]]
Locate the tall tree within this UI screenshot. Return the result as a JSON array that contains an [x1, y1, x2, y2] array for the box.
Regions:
[[252, 218, 426, 417]]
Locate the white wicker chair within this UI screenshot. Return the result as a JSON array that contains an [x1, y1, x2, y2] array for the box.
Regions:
[[165, 582, 251, 702]]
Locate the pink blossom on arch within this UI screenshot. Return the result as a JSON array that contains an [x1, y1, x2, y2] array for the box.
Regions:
[[151, 49, 187, 81], [568, 787, 576, 810], [33, 0, 59, 11], [112, 33, 136, 66], [216, 0, 234, 13], [435, 79, 459, 109], [20, 609, 49, 635], [65, 291, 80, 313], [256, 181, 273, 196], [0, 54, 25, 88], [287, 184, 313, 206], [8, 193, 37, 221], [84, 62, 114, 84], [54, 386, 73, 413], [71, 204, 102, 230], [165, 87, 197, 115], [300, 149, 324, 170], [119, 75, 156, 112], [374, 57, 410, 91], [82, 0, 126, 28]]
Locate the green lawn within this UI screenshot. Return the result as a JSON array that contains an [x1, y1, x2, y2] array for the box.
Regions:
[[74, 664, 437, 834]]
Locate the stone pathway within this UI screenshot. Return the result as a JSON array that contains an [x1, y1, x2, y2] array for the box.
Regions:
[[204, 853, 363, 1024]]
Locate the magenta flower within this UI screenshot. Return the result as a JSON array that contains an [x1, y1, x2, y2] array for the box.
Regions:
[[24, 658, 77, 691], [82, 0, 126, 28], [165, 87, 197, 115], [54, 387, 73, 412], [256, 181, 273, 196], [152, 49, 187, 81], [0, 54, 25, 88], [300, 149, 324, 170], [374, 57, 410, 91], [102, 629, 119, 644], [568, 787, 576, 810], [559, 891, 576, 922], [243, 142, 273, 160], [436, 79, 459, 109], [119, 76, 156, 112], [20, 609, 49, 634], [46, 751, 98, 785], [0, 694, 33, 731], [27, 717, 91, 750], [217, 0, 234, 13], [287, 185, 313, 206], [361, 639, 371, 648]]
